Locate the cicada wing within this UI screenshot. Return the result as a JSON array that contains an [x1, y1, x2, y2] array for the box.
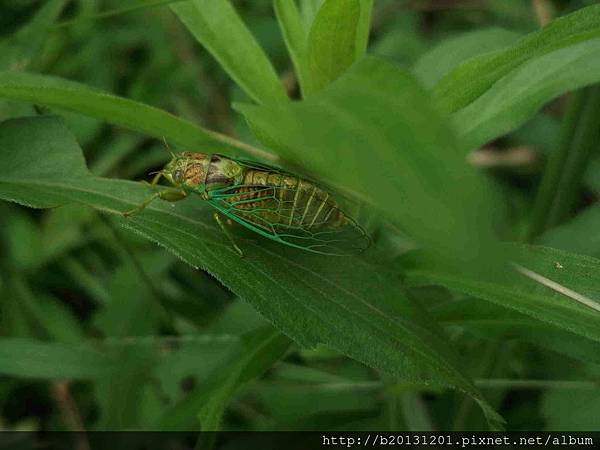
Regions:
[[225, 155, 285, 173], [207, 184, 371, 256]]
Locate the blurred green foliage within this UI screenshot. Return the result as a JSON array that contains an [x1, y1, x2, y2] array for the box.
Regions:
[[1, 0, 600, 440]]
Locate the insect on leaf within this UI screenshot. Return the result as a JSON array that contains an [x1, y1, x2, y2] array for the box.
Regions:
[[208, 182, 371, 256]]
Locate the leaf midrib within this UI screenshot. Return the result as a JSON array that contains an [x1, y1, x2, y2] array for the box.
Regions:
[[134, 213, 473, 391]]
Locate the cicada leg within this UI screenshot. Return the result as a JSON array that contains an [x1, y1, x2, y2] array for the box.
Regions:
[[213, 212, 244, 258], [123, 189, 188, 217]]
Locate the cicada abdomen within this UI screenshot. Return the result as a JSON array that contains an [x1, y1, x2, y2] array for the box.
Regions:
[[207, 167, 371, 255]]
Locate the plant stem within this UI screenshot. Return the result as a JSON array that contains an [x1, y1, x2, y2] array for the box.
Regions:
[[526, 85, 600, 241]]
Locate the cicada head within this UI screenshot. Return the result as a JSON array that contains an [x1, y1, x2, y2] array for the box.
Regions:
[[160, 152, 242, 191]]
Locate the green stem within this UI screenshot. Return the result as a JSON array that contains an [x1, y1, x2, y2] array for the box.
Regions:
[[527, 85, 600, 241]]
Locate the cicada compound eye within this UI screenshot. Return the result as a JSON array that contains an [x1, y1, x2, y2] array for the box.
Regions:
[[173, 169, 183, 183]]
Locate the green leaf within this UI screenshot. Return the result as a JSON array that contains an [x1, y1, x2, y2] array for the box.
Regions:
[[10, 275, 85, 343], [170, 0, 287, 105], [453, 39, 600, 152], [236, 57, 501, 261], [433, 4, 600, 113], [371, 19, 427, 65], [412, 27, 521, 89], [540, 205, 600, 258], [93, 343, 158, 429], [0, 334, 238, 380], [542, 388, 600, 430], [252, 363, 379, 428], [434, 298, 600, 365], [0, 115, 502, 429], [0, 0, 66, 71], [276, 0, 372, 97], [197, 327, 291, 431], [156, 328, 290, 434], [299, 0, 325, 29], [0, 71, 270, 160], [402, 244, 600, 346], [274, 0, 310, 94], [3, 206, 43, 270], [93, 263, 163, 338], [354, 0, 373, 59], [526, 85, 600, 240], [305, 0, 361, 95], [585, 156, 600, 194], [0, 338, 122, 379]]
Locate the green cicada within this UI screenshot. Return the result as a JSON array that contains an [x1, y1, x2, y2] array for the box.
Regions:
[[124, 152, 371, 256]]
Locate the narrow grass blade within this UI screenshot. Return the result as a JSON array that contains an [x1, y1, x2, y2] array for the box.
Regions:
[[171, 0, 287, 105]]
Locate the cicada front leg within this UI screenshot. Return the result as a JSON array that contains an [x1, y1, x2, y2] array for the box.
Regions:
[[123, 188, 188, 217], [212, 211, 244, 258]]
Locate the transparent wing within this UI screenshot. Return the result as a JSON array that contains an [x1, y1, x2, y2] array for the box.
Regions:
[[226, 155, 284, 173], [207, 183, 371, 256]]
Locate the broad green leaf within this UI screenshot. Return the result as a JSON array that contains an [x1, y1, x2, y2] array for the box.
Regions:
[[237, 57, 501, 262], [9, 275, 85, 343], [412, 27, 521, 89], [506, 112, 560, 155], [586, 156, 600, 194], [540, 205, 600, 258], [0, 71, 271, 160], [93, 263, 163, 338], [542, 388, 600, 431], [0, 116, 502, 428], [434, 298, 600, 364], [0, 338, 122, 379], [3, 206, 42, 270], [305, 0, 361, 95], [198, 328, 291, 431], [209, 300, 269, 335], [252, 364, 379, 428], [274, 0, 310, 94], [62, 257, 111, 306], [371, 23, 427, 66], [93, 343, 159, 429], [1, 334, 243, 430], [0, 335, 236, 381], [154, 333, 240, 402], [170, 0, 287, 105], [299, 0, 325, 29], [155, 325, 290, 431], [0, 0, 66, 71], [453, 38, 600, 152], [402, 244, 600, 346], [433, 4, 600, 113]]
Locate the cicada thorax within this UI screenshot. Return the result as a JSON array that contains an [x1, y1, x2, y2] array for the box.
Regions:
[[178, 153, 242, 191], [222, 168, 348, 231]]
